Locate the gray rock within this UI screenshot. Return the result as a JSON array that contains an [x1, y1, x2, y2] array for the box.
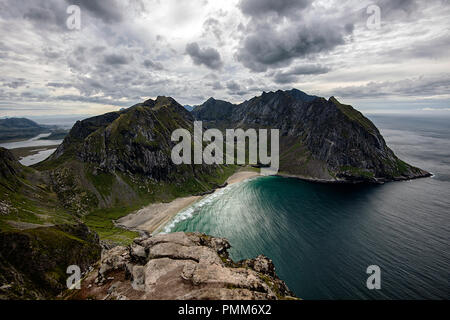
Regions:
[[76, 232, 296, 300], [131, 244, 147, 259]]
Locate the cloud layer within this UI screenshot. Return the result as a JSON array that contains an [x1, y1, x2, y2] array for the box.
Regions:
[[186, 42, 223, 70], [0, 0, 449, 116]]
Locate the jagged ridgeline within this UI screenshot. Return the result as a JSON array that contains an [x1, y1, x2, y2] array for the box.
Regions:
[[193, 89, 430, 183], [34, 96, 235, 214]]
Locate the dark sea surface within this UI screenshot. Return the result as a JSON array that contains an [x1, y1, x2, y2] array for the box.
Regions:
[[166, 114, 450, 299]]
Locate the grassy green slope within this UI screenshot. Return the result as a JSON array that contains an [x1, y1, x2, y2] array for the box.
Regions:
[[0, 148, 102, 299]]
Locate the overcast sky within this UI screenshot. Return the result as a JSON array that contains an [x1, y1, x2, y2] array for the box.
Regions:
[[0, 0, 449, 117]]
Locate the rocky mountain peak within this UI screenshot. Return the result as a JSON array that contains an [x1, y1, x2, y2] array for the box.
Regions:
[[193, 88, 430, 183]]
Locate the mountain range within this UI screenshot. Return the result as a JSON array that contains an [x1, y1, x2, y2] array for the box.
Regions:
[[0, 118, 47, 142], [0, 88, 430, 299], [0, 118, 68, 142], [193, 89, 429, 183]]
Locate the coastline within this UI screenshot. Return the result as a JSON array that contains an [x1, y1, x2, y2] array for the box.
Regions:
[[115, 168, 432, 236], [114, 169, 261, 235], [276, 171, 432, 185]]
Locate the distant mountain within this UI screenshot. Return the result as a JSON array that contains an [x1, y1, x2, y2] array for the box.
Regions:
[[183, 105, 194, 112], [192, 97, 234, 124], [193, 89, 430, 183], [0, 117, 46, 142], [0, 117, 40, 128]]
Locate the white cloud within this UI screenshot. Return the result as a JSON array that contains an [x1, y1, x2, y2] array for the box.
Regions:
[[0, 0, 449, 115], [421, 108, 450, 111]]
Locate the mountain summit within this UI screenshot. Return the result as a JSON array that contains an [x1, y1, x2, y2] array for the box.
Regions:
[[37, 96, 233, 213], [193, 89, 430, 183]]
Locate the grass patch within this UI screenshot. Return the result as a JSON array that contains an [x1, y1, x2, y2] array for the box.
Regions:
[[330, 97, 377, 134], [85, 169, 115, 199], [339, 166, 375, 178], [83, 206, 140, 245]]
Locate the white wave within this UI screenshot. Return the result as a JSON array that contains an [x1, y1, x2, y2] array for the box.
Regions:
[[158, 180, 248, 234]]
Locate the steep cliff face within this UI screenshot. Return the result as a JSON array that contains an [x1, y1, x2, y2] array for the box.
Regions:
[[194, 89, 430, 183], [67, 232, 296, 300], [64, 97, 191, 179], [36, 96, 235, 214], [50, 97, 194, 179]]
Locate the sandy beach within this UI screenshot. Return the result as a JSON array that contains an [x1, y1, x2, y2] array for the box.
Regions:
[[225, 170, 260, 185], [115, 169, 261, 234]]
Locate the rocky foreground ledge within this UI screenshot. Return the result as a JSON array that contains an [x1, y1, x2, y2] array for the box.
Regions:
[[67, 232, 296, 300]]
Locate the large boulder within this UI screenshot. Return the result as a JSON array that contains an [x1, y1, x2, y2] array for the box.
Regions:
[[69, 232, 296, 300]]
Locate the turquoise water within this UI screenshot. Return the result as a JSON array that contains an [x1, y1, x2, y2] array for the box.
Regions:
[[167, 115, 450, 299]]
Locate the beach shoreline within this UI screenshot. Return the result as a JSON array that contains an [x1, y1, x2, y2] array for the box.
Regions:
[[114, 169, 261, 235]]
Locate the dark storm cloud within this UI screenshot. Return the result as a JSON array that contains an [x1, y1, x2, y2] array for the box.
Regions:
[[44, 48, 61, 59], [333, 75, 450, 98], [3, 78, 27, 89], [237, 21, 353, 72], [209, 81, 224, 90], [236, 0, 354, 73], [19, 0, 68, 30], [226, 80, 241, 91], [225, 80, 249, 96], [103, 53, 131, 65], [273, 64, 331, 84], [23, 6, 62, 23], [186, 42, 223, 70], [143, 59, 164, 70], [7, 0, 143, 30], [72, 0, 124, 23], [19, 91, 50, 100], [47, 82, 73, 89], [239, 0, 311, 17], [382, 34, 450, 60], [378, 0, 418, 17]]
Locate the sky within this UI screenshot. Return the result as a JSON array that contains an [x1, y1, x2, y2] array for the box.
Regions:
[[0, 0, 449, 117]]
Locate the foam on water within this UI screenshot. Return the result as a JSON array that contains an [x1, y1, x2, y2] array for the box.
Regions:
[[159, 179, 253, 234]]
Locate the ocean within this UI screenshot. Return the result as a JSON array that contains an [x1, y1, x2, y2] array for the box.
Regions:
[[165, 114, 450, 299]]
